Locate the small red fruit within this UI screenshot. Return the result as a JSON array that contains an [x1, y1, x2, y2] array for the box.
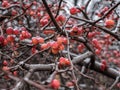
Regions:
[[38, 37, 44, 43], [92, 38, 99, 45], [6, 27, 14, 35], [2, 0, 9, 7], [41, 43, 48, 50], [29, 10, 35, 16], [40, 19, 48, 26], [13, 71, 18, 76], [37, 12, 41, 17], [51, 42, 59, 49], [65, 59, 71, 66], [51, 48, 59, 54], [70, 7, 78, 15], [3, 39, 8, 46], [63, 37, 67, 45], [78, 44, 84, 53], [56, 15, 66, 22], [100, 60, 107, 71], [72, 26, 79, 32], [57, 37, 64, 45], [100, 64, 106, 71], [32, 37, 39, 45], [26, 32, 31, 38], [59, 57, 66, 65], [101, 60, 107, 66], [31, 46, 37, 54], [95, 49, 101, 55], [105, 19, 115, 28], [66, 81, 74, 87], [88, 32, 95, 38], [3, 60, 8, 66], [13, 29, 20, 35], [2, 66, 9, 72], [12, 10, 17, 16], [7, 35, 15, 42], [59, 57, 70, 66], [21, 31, 26, 37], [51, 79, 60, 89], [19, 34, 24, 40], [59, 44, 65, 50]]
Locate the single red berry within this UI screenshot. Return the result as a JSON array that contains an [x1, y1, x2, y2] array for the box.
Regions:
[[117, 83, 120, 88], [51, 48, 59, 54], [105, 19, 115, 28], [19, 34, 25, 40], [51, 79, 60, 89], [3, 39, 8, 46], [101, 60, 107, 66], [57, 37, 64, 45], [13, 71, 18, 76], [2, 66, 9, 72], [100, 64, 106, 71], [70, 7, 78, 15], [95, 49, 101, 55], [66, 81, 74, 87], [37, 12, 41, 17], [3, 60, 8, 66], [31, 46, 37, 54], [12, 10, 17, 16], [32, 37, 39, 45], [78, 44, 84, 53], [59, 57, 70, 66], [59, 44, 65, 50], [29, 10, 35, 16], [63, 37, 67, 45], [25, 32, 31, 38], [65, 58, 71, 66], [13, 29, 20, 35], [21, 31, 26, 37], [88, 32, 95, 38], [59, 57, 66, 65], [92, 38, 99, 45], [56, 15, 66, 22], [38, 37, 44, 43], [7, 35, 15, 42], [72, 26, 79, 32], [6, 27, 14, 35], [51, 42, 59, 49], [41, 43, 48, 50], [96, 13, 102, 17], [95, 44, 101, 50], [77, 28, 83, 35]]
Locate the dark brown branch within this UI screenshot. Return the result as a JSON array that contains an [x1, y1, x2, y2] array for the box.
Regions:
[[42, 0, 62, 32]]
